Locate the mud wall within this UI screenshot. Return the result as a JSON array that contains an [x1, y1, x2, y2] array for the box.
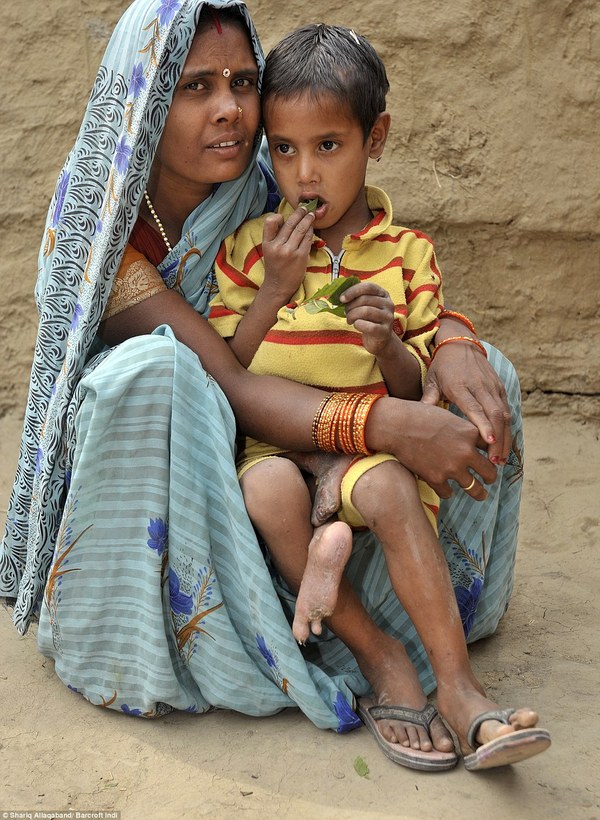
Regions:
[[1, 0, 598, 416]]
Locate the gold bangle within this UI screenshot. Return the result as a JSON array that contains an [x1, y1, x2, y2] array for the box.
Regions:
[[311, 393, 331, 449], [430, 336, 487, 362], [311, 392, 383, 455], [353, 393, 382, 455], [439, 309, 477, 336]]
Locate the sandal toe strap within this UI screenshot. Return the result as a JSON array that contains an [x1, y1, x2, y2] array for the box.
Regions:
[[368, 702, 439, 730], [466, 708, 515, 749]]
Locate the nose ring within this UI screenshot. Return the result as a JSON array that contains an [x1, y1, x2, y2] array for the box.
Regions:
[[237, 106, 243, 118]]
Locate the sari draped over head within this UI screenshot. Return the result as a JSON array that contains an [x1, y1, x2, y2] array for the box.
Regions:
[[1, 0, 268, 632]]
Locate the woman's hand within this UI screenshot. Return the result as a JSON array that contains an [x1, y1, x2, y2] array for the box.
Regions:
[[366, 396, 497, 500], [261, 207, 314, 302], [421, 341, 512, 464]]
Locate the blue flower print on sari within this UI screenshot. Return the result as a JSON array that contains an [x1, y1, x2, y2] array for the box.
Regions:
[[70, 301, 83, 332], [333, 692, 362, 733], [35, 446, 43, 476], [121, 704, 143, 717], [256, 634, 290, 695], [114, 136, 132, 175], [170, 561, 224, 661], [169, 567, 194, 615], [51, 170, 70, 228], [159, 258, 178, 284], [147, 517, 168, 555], [256, 634, 277, 668], [442, 525, 486, 638], [455, 576, 484, 637], [128, 62, 147, 99], [157, 0, 181, 27]]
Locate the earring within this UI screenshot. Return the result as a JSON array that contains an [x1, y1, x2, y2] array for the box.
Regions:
[[376, 156, 382, 162]]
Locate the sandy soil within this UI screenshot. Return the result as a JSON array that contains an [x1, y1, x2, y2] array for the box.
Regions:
[[1, 408, 598, 820]]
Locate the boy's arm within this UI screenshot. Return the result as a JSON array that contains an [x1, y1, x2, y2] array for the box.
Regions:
[[227, 277, 292, 367], [393, 233, 444, 394], [340, 282, 424, 401], [341, 233, 442, 400], [376, 335, 423, 400], [212, 208, 315, 368], [340, 281, 426, 401]]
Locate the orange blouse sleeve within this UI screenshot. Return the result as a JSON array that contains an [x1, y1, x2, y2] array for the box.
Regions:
[[103, 243, 167, 320]]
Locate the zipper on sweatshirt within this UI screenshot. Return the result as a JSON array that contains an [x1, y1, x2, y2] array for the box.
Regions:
[[324, 246, 345, 280]]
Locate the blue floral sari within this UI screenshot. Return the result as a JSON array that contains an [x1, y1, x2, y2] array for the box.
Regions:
[[0, 0, 523, 730]]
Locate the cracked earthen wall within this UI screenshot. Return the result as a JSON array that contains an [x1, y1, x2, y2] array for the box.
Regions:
[[1, 0, 598, 416]]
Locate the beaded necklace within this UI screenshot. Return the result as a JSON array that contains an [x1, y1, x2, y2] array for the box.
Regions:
[[143, 190, 172, 252]]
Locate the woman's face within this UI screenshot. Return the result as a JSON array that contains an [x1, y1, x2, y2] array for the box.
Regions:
[[153, 16, 261, 200]]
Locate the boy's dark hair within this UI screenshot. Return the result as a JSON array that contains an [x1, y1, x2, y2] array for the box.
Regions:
[[262, 24, 389, 140]]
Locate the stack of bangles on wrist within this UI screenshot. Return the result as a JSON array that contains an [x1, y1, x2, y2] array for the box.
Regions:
[[430, 336, 488, 362], [311, 392, 383, 454]]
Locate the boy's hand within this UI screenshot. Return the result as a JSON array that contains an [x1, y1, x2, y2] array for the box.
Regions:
[[340, 281, 398, 357], [261, 207, 315, 302]]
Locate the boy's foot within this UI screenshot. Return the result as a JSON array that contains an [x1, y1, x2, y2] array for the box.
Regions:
[[354, 631, 456, 757], [436, 683, 551, 770], [292, 521, 353, 643], [357, 699, 458, 771]]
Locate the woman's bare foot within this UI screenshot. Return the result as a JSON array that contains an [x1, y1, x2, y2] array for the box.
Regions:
[[284, 452, 353, 526], [355, 631, 455, 754], [292, 521, 353, 643]]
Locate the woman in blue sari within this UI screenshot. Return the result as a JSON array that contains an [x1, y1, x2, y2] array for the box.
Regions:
[[0, 0, 548, 771]]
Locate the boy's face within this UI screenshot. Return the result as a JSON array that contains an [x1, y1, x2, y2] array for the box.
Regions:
[[264, 92, 387, 243]]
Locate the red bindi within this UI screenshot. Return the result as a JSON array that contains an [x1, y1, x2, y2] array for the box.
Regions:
[[210, 10, 222, 34]]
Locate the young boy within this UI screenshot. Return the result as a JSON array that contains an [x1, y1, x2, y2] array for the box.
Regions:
[[209, 22, 443, 643], [208, 24, 551, 773]]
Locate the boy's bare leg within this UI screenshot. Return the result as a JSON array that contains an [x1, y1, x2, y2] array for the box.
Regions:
[[241, 457, 352, 642], [350, 460, 544, 755], [242, 458, 454, 753]]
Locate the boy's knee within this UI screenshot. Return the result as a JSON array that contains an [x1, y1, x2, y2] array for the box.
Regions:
[[240, 457, 305, 513], [349, 458, 414, 517]]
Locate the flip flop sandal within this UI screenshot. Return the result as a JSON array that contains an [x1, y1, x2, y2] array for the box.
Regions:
[[357, 699, 458, 772], [463, 709, 552, 771]]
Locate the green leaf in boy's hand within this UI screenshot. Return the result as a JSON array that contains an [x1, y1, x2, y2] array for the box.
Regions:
[[292, 275, 361, 319], [353, 756, 370, 778], [310, 275, 360, 305]]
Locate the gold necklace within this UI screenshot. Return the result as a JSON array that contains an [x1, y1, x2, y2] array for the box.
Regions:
[[143, 190, 172, 252]]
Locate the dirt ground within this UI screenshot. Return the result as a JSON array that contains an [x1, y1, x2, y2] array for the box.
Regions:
[[1, 405, 598, 820]]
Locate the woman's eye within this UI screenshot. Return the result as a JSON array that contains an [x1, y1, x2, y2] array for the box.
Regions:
[[184, 81, 203, 91], [232, 78, 254, 89]]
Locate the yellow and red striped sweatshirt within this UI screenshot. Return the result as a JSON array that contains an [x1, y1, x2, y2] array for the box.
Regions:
[[209, 187, 444, 395]]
